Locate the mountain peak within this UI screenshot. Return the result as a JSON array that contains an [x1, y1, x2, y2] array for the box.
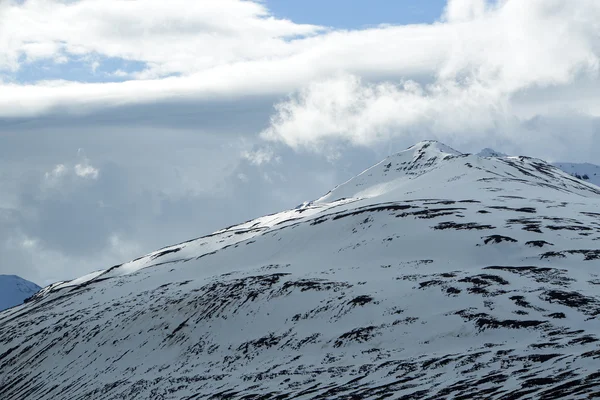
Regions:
[[316, 141, 465, 203], [405, 140, 463, 157], [478, 147, 509, 157], [316, 141, 599, 206]]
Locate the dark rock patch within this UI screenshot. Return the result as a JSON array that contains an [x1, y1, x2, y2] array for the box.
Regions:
[[419, 280, 444, 289], [334, 327, 378, 347], [488, 206, 536, 214], [348, 295, 373, 306], [546, 225, 592, 231], [481, 235, 518, 245], [151, 247, 182, 260], [540, 290, 600, 316], [541, 250, 600, 261], [509, 296, 545, 312], [526, 240, 553, 248], [484, 266, 574, 287], [446, 287, 461, 296], [402, 208, 467, 220], [475, 316, 547, 331], [540, 251, 566, 259], [505, 217, 543, 233], [434, 222, 496, 230], [331, 204, 413, 221], [459, 274, 509, 286], [280, 279, 352, 293]]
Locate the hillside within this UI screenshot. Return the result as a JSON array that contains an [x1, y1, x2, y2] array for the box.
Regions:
[[477, 148, 600, 187], [2, 141, 600, 399]]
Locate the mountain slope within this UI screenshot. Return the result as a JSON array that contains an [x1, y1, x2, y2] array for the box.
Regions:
[[2, 141, 600, 399], [0, 275, 41, 312], [477, 148, 600, 187]]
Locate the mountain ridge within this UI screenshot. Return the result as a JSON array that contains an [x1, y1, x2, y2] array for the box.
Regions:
[[476, 147, 600, 188]]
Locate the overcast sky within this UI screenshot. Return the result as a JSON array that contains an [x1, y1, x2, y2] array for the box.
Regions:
[[2, 0, 600, 286]]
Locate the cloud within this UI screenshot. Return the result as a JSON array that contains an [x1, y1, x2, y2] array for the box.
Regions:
[[74, 159, 99, 179], [261, 74, 509, 149], [261, 0, 600, 156], [1, 0, 598, 125], [42, 153, 99, 189], [0, 0, 321, 74], [0, 0, 445, 116], [45, 164, 67, 180], [242, 146, 279, 166], [443, 0, 488, 22]]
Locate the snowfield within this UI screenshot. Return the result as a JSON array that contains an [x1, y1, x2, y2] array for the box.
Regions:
[[2, 141, 600, 399]]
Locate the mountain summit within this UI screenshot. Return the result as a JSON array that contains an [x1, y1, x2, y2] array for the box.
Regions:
[[2, 142, 600, 399]]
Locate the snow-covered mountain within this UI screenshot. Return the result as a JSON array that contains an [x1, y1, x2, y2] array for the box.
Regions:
[[477, 148, 509, 158], [0, 275, 40, 312], [2, 141, 600, 399], [477, 148, 600, 187]]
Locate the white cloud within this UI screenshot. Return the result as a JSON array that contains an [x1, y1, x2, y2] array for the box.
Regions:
[[261, 73, 516, 149], [0, 0, 321, 73], [242, 147, 278, 166], [443, 0, 488, 22], [0, 0, 598, 126], [74, 162, 99, 179], [42, 155, 99, 193], [261, 0, 600, 153], [45, 164, 68, 180], [110, 69, 129, 77]]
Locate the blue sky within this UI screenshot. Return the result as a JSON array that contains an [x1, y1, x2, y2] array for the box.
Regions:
[[13, 57, 147, 84], [266, 0, 446, 29]]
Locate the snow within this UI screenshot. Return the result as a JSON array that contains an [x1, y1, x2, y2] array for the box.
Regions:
[[2, 141, 600, 399], [478, 147, 600, 188], [0, 275, 41, 312], [316, 140, 463, 203]]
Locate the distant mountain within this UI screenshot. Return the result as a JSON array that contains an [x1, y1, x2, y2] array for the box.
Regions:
[[0, 275, 41, 312], [3, 141, 600, 399], [552, 162, 600, 187], [477, 148, 600, 187], [477, 147, 509, 157]]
